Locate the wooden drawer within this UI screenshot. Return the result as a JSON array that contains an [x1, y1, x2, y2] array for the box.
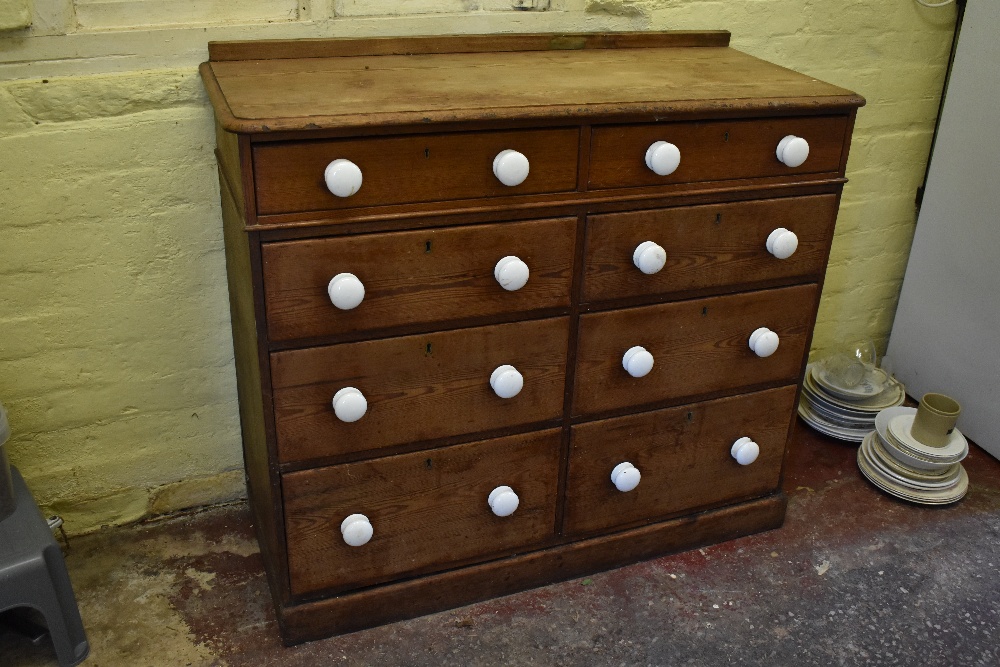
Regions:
[[262, 217, 577, 342], [283, 428, 561, 596], [582, 195, 838, 303], [563, 386, 796, 536], [572, 284, 818, 416], [271, 317, 570, 463], [253, 128, 580, 215], [588, 116, 849, 190]]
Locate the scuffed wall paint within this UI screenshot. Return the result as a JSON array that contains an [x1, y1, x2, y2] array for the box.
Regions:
[[0, 0, 956, 533]]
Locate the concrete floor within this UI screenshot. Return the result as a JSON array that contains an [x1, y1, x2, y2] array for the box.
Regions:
[[4, 419, 1000, 667]]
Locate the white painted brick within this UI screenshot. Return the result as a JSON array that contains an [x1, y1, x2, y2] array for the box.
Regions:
[[75, 0, 300, 30], [7, 70, 205, 123], [335, 0, 556, 15]]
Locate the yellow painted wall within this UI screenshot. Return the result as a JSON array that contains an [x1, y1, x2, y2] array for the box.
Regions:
[[0, 0, 957, 534]]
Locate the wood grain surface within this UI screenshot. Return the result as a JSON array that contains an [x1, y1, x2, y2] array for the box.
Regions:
[[283, 428, 561, 596], [208, 31, 732, 61], [278, 493, 786, 643], [215, 121, 244, 211], [564, 386, 797, 535], [588, 116, 849, 189], [248, 176, 846, 231], [572, 284, 819, 416], [218, 171, 290, 601], [253, 129, 579, 215], [205, 47, 862, 133], [261, 217, 577, 342], [582, 194, 839, 302], [271, 317, 570, 463]]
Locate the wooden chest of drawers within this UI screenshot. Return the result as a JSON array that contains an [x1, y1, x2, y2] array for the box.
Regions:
[[201, 31, 863, 643]]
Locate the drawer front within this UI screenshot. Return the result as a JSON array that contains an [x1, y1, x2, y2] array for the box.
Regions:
[[253, 128, 580, 215], [284, 429, 561, 596], [262, 217, 577, 342], [271, 317, 570, 463], [589, 116, 848, 190], [583, 195, 838, 303], [573, 284, 818, 416], [564, 386, 797, 536]]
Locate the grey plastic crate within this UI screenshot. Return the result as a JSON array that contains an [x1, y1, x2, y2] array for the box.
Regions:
[[0, 402, 13, 522], [1, 466, 89, 665]]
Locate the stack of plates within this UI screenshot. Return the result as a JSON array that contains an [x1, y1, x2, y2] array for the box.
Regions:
[[797, 363, 906, 442], [857, 406, 969, 505]]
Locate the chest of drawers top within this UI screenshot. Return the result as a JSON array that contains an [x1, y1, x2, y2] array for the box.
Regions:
[[203, 31, 861, 134]]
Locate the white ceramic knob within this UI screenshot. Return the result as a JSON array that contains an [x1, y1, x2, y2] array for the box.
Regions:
[[731, 437, 760, 466], [324, 159, 363, 197], [494, 256, 530, 291], [493, 149, 530, 187], [490, 365, 524, 399], [332, 387, 367, 423], [611, 462, 641, 492], [748, 327, 780, 358], [645, 141, 681, 176], [622, 346, 654, 378], [341, 513, 373, 547], [776, 135, 810, 168], [327, 273, 365, 310], [766, 228, 799, 260], [633, 241, 667, 275], [488, 486, 519, 517]]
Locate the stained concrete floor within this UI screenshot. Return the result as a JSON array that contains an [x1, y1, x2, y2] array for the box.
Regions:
[[4, 419, 1000, 667]]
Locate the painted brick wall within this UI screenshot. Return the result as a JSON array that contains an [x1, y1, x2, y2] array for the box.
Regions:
[[0, 0, 957, 534]]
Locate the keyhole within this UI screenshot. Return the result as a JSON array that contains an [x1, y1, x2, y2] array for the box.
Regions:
[[687, 411, 694, 422], [702, 307, 708, 316], [715, 213, 722, 225], [425, 240, 432, 253], [425, 342, 433, 355], [424, 148, 430, 158], [425, 458, 433, 469], [723, 132, 730, 142]]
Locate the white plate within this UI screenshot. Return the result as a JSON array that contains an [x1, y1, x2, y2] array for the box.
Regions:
[[800, 404, 870, 432], [798, 404, 868, 442], [874, 407, 965, 467], [875, 406, 916, 442], [857, 447, 968, 505], [813, 364, 890, 400], [869, 432, 959, 479], [801, 397, 877, 426], [860, 469, 968, 504], [804, 366, 905, 411], [859, 467, 968, 504], [889, 414, 969, 460], [802, 390, 881, 420], [861, 434, 961, 490], [877, 430, 958, 471]]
